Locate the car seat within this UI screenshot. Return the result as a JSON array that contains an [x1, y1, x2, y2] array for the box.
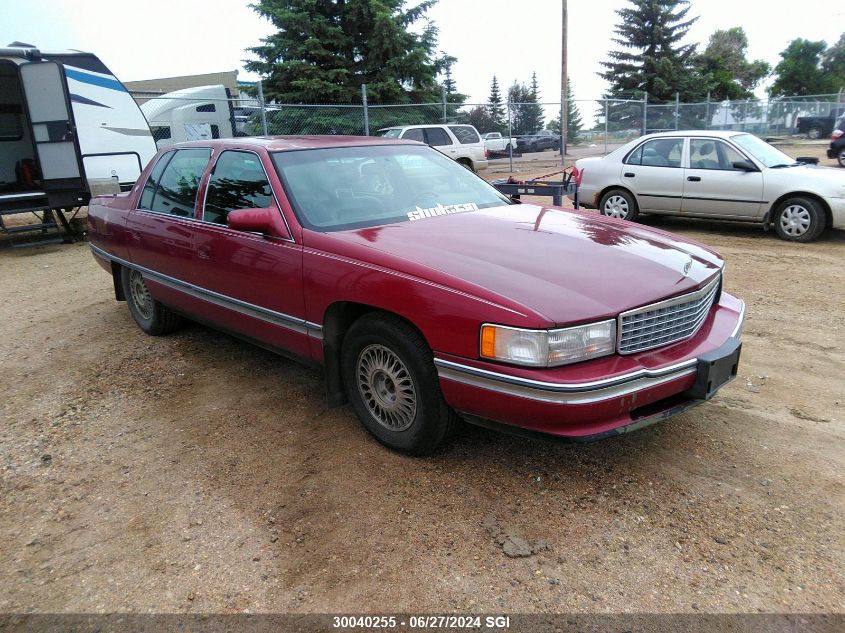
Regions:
[[691, 142, 719, 169], [641, 147, 669, 167]]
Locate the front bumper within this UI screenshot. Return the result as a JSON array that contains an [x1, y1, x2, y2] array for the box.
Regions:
[[435, 293, 745, 440]]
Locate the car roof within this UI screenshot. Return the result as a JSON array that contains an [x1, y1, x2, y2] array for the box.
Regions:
[[168, 136, 424, 151], [377, 124, 448, 131], [637, 130, 746, 140]]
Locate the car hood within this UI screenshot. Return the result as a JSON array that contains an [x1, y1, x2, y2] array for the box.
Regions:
[[767, 164, 845, 197], [327, 204, 723, 326]]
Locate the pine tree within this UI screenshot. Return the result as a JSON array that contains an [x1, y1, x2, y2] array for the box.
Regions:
[[525, 71, 544, 131], [487, 76, 506, 132], [549, 80, 582, 143], [246, 0, 449, 104], [599, 0, 699, 130]]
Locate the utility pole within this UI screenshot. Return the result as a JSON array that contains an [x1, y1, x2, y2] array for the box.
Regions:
[[560, 0, 568, 165]]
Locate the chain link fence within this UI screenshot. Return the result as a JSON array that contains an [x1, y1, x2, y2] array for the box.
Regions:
[[129, 85, 845, 164]]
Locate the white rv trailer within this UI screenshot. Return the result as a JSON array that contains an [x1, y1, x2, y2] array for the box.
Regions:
[[140, 85, 235, 149], [0, 44, 156, 239]]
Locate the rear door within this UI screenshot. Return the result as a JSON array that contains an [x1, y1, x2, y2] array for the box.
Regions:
[[681, 138, 763, 218], [19, 61, 85, 192], [191, 149, 309, 357], [126, 147, 211, 286], [620, 137, 686, 213], [423, 127, 457, 158]]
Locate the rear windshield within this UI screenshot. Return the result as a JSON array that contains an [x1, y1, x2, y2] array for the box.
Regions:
[[377, 128, 402, 138], [271, 145, 509, 231], [448, 125, 481, 144]]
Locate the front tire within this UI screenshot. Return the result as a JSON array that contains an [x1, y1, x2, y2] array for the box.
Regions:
[[342, 313, 458, 455], [121, 267, 182, 335], [773, 196, 826, 242], [599, 188, 639, 221]]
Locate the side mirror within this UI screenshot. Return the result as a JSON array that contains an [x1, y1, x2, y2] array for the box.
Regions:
[[795, 156, 819, 165], [227, 207, 290, 239], [732, 160, 758, 172]]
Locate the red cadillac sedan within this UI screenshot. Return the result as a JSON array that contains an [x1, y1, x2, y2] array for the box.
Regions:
[[88, 136, 745, 455]]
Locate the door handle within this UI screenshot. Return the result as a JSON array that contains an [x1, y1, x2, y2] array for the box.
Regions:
[[624, 172, 635, 178], [687, 176, 701, 182], [197, 245, 211, 259]]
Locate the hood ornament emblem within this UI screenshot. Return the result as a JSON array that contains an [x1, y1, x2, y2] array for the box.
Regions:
[[683, 258, 693, 277]]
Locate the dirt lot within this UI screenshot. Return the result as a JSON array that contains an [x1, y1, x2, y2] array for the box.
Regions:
[[1, 142, 843, 615]]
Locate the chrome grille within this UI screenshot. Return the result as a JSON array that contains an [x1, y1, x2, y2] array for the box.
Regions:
[[618, 276, 721, 354]]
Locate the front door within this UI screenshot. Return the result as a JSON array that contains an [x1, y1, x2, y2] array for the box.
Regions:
[[191, 149, 309, 358], [621, 137, 686, 213], [681, 138, 764, 218], [19, 61, 84, 192]]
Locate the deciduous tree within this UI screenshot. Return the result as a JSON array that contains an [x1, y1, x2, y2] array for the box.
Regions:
[[769, 39, 838, 97]]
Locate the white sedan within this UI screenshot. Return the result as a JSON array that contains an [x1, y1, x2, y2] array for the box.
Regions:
[[575, 130, 845, 242]]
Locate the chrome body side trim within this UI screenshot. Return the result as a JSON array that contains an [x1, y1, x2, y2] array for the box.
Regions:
[[89, 243, 322, 339], [434, 357, 697, 405]]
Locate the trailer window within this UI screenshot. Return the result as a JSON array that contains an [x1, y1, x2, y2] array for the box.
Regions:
[[139, 148, 211, 217], [150, 126, 171, 141], [0, 109, 23, 140], [203, 151, 273, 225]]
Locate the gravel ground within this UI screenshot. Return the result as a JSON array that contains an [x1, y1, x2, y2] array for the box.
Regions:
[[0, 143, 843, 615]]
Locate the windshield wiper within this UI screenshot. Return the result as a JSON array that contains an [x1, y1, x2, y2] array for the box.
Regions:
[[769, 162, 801, 169]]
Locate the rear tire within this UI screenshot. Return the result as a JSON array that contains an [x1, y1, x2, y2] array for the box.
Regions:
[[457, 158, 475, 173], [807, 126, 823, 140], [837, 149, 845, 168], [342, 313, 459, 455], [773, 196, 826, 242], [121, 267, 182, 335], [599, 188, 639, 221]]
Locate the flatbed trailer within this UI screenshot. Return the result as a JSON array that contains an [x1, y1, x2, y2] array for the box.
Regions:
[[491, 167, 580, 208]]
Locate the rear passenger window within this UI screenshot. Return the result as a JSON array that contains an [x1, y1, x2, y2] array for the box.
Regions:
[[424, 127, 452, 147], [139, 148, 211, 217], [626, 138, 683, 167], [402, 128, 425, 142], [448, 125, 480, 144], [203, 151, 273, 225]]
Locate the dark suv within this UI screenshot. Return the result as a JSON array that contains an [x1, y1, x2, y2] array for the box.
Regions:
[[827, 116, 845, 167]]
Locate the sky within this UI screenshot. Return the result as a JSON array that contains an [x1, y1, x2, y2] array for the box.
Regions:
[[2, 0, 843, 108]]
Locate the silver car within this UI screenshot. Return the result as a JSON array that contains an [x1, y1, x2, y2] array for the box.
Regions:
[[576, 131, 845, 242]]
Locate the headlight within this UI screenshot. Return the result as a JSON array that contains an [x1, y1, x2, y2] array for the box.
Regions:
[[480, 320, 616, 367]]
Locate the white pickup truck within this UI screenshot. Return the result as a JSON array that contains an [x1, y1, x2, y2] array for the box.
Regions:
[[481, 132, 518, 153]]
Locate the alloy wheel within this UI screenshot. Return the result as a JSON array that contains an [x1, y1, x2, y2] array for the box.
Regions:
[[356, 344, 417, 431], [129, 270, 153, 320]]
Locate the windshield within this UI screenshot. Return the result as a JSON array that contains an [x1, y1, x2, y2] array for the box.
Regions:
[[272, 145, 510, 231], [731, 133, 795, 168], [377, 128, 402, 138]]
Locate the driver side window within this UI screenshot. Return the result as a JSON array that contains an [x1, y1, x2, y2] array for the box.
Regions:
[[203, 151, 273, 225]]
